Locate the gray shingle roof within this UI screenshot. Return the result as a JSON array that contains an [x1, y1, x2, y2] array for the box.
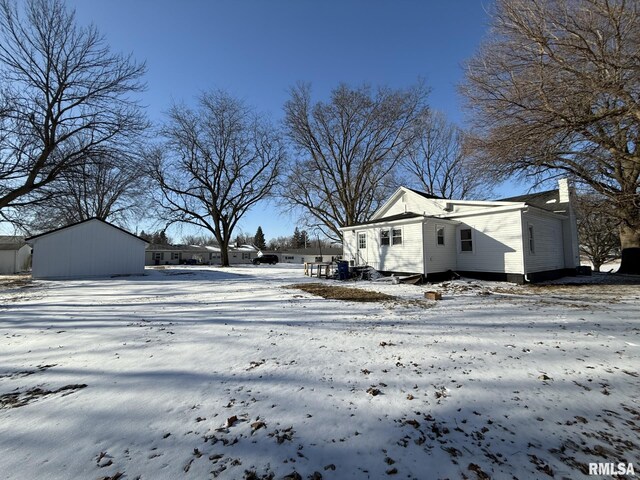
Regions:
[[349, 212, 424, 227], [498, 189, 569, 213]]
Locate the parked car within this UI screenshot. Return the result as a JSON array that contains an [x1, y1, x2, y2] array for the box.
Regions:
[[252, 254, 279, 265]]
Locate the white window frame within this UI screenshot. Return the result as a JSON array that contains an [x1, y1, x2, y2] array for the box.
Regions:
[[459, 228, 474, 253], [242, 252, 250, 260], [436, 224, 445, 247], [392, 227, 402, 246], [380, 229, 390, 246], [358, 232, 367, 249], [171, 252, 180, 260]]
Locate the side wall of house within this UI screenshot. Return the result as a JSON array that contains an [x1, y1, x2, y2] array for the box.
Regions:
[[17, 245, 31, 272], [423, 220, 457, 274], [454, 210, 525, 274], [0, 251, 16, 274], [343, 222, 424, 274], [522, 210, 566, 273], [31, 221, 146, 279]]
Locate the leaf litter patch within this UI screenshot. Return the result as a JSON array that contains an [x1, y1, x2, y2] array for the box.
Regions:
[[0, 384, 87, 409], [286, 283, 395, 302]]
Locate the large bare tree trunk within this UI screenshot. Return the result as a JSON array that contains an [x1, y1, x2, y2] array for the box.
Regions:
[[220, 240, 231, 267], [618, 224, 640, 274]]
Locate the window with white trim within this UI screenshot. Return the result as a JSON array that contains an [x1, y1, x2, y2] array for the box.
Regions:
[[242, 252, 250, 260], [436, 225, 445, 246], [153, 252, 164, 260], [460, 228, 473, 252], [358, 233, 366, 249], [392, 228, 402, 245], [380, 229, 390, 246], [171, 252, 180, 260], [528, 225, 535, 254]]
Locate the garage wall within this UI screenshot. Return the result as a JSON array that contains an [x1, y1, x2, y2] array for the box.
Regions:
[[30, 220, 146, 279]]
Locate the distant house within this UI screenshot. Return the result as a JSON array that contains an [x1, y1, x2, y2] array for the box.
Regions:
[[341, 179, 580, 283], [145, 244, 257, 266], [26, 218, 148, 279], [261, 247, 343, 264], [0, 236, 31, 275]]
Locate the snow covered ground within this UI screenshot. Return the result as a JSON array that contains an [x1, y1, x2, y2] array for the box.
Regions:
[[0, 265, 638, 479]]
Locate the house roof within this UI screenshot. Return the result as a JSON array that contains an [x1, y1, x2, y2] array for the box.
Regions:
[[498, 189, 569, 212], [263, 247, 343, 255], [348, 212, 424, 227], [25, 218, 148, 244], [405, 187, 443, 200], [0, 236, 26, 250]]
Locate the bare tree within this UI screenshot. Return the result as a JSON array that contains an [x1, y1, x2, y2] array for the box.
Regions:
[[282, 82, 429, 241], [151, 90, 285, 266], [0, 0, 146, 220], [23, 151, 149, 232], [576, 192, 621, 272], [461, 0, 640, 273], [402, 110, 490, 199]]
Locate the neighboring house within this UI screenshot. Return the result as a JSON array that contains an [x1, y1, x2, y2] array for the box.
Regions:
[[342, 179, 580, 283], [145, 244, 257, 265], [26, 218, 148, 279], [0, 236, 31, 275], [260, 247, 343, 264]]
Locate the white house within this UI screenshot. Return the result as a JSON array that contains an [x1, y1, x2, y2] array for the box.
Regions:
[[145, 244, 257, 266], [0, 236, 31, 275], [341, 179, 580, 283], [260, 247, 343, 264], [26, 218, 148, 279]]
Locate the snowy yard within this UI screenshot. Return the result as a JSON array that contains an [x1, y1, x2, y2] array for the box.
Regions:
[[0, 265, 639, 479]]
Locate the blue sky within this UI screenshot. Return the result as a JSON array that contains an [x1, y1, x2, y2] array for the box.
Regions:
[[66, 0, 504, 241]]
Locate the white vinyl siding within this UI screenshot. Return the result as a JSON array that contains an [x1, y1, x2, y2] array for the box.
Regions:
[[523, 210, 565, 273], [454, 211, 525, 274], [376, 190, 444, 218], [29, 220, 146, 279], [344, 221, 424, 274], [0, 245, 31, 274], [423, 220, 457, 274]]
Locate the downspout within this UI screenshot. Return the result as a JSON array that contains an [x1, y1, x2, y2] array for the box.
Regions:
[[522, 208, 531, 283]]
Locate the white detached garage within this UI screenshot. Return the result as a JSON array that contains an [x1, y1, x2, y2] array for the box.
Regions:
[[26, 218, 147, 279]]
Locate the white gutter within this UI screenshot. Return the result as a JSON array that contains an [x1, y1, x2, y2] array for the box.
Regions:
[[341, 215, 428, 231], [439, 204, 527, 219]]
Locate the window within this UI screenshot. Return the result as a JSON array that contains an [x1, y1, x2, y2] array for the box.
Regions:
[[380, 229, 390, 246], [436, 225, 445, 246], [358, 233, 366, 249], [315, 256, 323, 262], [242, 252, 250, 260], [171, 252, 180, 260], [153, 252, 164, 260], [392, 228, 402, 245], [528, 225, 535, 253], [284, 256, 294, 261], [460, 228, 473, 252]]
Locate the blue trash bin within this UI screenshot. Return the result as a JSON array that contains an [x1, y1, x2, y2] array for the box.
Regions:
[[337, 261, 349, 280]]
